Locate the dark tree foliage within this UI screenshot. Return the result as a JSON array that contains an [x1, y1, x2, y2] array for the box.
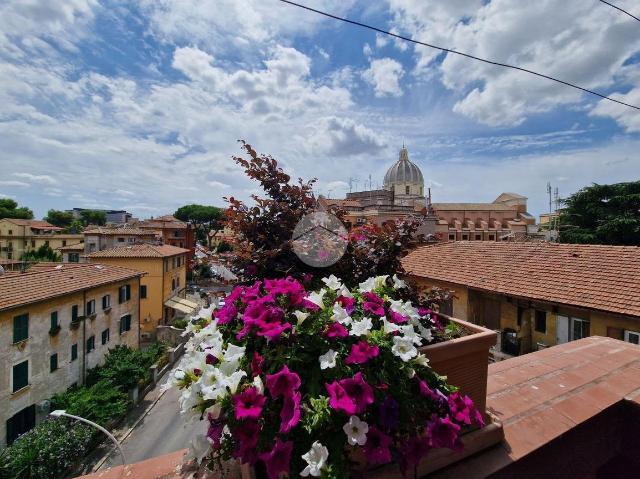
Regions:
[[559, 181, 640, 246], [43, 209, 74, 229], [0, 198, 33, 220], [224, 142, 420, 286], [175, 203, 224, 242], [21, 244, 60, 262], [79, 209, 107, 226]]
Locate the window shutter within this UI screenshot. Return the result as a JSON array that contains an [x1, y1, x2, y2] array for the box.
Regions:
[[50, 312, 58, 330], [126, 284, 131, 301], [50, 354, 58, 372], [72, 305, 78, 322], [71, 344, 78, 361], [119, 286, 124, 304], [13, 314, 28, 343], [12, 361, 28, 392]]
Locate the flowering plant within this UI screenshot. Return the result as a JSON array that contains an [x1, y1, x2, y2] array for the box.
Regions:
[[171, 274, 483, 478]]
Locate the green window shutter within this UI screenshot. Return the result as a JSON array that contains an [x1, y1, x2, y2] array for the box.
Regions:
[[71, 344, 78, 361], [119, 286, 125, 304], [12, 361, 28, 392], [50, 354, 58, 372], [13, 314, 28, 343], [126, 284, 131, 301], [72, 305, 78, 322], [101, 328, 109, 345], [50, 312, 58, 330]]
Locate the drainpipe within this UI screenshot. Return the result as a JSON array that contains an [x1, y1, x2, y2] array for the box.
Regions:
[[81, 290, 87, 386], [137, 276, 141, 349]]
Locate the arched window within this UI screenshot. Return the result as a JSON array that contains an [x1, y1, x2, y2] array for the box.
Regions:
[[405, 185, 410, 195]]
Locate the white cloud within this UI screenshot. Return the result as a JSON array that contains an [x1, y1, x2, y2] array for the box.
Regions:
[[308, 116, 386, 156], [591, 87, 640, 132], [13, 172, 57, 185], [363, 43, 373, 57], [208, 181, 231, 189], [0, 180, 29, 187], [362, 58, 404, 97], [114, 189, 135, 197], [375, 33, 389, 48]]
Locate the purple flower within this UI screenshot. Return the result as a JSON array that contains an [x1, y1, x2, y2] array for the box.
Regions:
[[264, 277, 306, 307], [427, 415, 463, 452], [389, 310, 410, 324], [257, 320, 292, 342], [336, 295, 356, 314], [340, 372, 375, 414], [279, 390, 301, 433], [362, 292, 385, 317], [324, 322, 349, 339], [325, 380, 357, 415], [207, 419, 225, 450], [266, 365, 301, 398], [448, 392, 484, 427], [251, 352, 264, 377], [378, 395, 399, 431], [205, 353, 219, 366], [363, 426, 393, 465], [344, 341, 380, 365], [259, 439, 293, 479], [233, 387, 267, 421], [418, 380, 446, 405], [399, 435, 430, 472], [215, 303, 237, 325], [232, 421, 260, 465]]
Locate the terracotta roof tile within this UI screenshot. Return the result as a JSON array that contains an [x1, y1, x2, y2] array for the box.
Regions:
[[0, 263, 144, 312], [401, 241, 640, 317], [84, 226, 156, 236], [84, 243, 190, 258], [57, 242, 84, 251], [1, 218, 63, 229]]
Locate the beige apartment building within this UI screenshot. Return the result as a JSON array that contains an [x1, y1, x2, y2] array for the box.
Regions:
[[0, 219, 83, 260], [0, 263, 143, 446], [83, 226, 158, 254]]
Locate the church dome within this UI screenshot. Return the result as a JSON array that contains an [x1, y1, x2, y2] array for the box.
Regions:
[[383, 146, 424, 188]]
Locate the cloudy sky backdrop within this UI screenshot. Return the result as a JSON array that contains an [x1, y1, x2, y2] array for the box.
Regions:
[[1, 0, 639, 219]]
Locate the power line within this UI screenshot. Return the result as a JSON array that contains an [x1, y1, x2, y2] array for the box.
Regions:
[[599, 0, 640, 23], [279, 0, 640, 112]]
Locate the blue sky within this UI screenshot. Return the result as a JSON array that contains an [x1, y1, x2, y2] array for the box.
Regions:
[[0, 0, 639, 220]]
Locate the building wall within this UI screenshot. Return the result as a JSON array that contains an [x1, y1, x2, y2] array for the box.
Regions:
[[408, 277, 469, 320], [83, 233, 157, 253], [0, 220, 82, 260], [0, 279, 140, 447]]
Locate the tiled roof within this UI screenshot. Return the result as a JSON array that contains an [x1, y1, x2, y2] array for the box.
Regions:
[[0, 218, 63, 229], [431, 203, 516, 212], [402, 241, 640, 318], [84, 243, 190, 258], [0, 263, 144, 311], [84, 226, 156, 236], [57, 242, 84, 251]]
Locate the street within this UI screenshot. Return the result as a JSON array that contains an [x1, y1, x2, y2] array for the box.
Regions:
[[99, 371, 204, 470]]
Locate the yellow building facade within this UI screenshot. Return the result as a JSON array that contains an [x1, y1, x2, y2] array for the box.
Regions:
[[0, 263, 143, 446], [84, 244, 189, 339], [0, 219, 83, 260]]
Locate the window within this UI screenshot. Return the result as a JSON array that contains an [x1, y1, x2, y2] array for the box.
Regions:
[[62, 240, 67, 247], [69, 252, 79, 262], [30, 240, 35, 248], [176, 277, 180, 288], [71, 343, 78, 361], [86, 299, 96, 316], [176, 256, 181, 267], [172, 278, 176, 290], [119, 284, 131, 303], [102, 294, 111, 310], [6, 405, 35, 446], [448, 234, 455, 241], [462, 234, 469, 241], [44, 240, 49, 247], [13, 314, 29, 343], [489, 234, 495, 241], [571, 318, 590, 341], [140, 285, 147, 299], [8, 229, 12, 235], [625, 330, 640, 345], [119, 314, 132, 334], [535, 310, 547, 333], [101, 328, 110, 345], [405, 185, 410, 195], [117, 237, 125, 242], [71, 304, 79, 322], [86, 335, 95, 353], [475, 234, 482, 241], [50, 311, 59, 332], [12, 360, 28, 392], [50, 353, 58, 372]]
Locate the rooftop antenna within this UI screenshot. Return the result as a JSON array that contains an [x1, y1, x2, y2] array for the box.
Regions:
[[553, 187, 560, 241], [348, 177, 357, 193]]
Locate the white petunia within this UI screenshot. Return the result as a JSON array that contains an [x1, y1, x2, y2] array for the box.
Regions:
[[293, 310, 310, 326], [414, 353, 430, 368], [382, 318, 400, 334], [338, 285, 353, 298], [306, 289, 327, 308], [416, 322, 434, 343], [185, 433, 212, 465], [253, 375, 264, 394], [350, 317, 373, 336], [301, 441, 329, 477], [224, 344, 246, 363], [343, 415, 369, 446], [407, 368, 416, 378], [400, 325, 423, 346], [223, 370, 247, 394], [205, 402, 222, 420], [392, 336, 418, 362], [358, 277, 376, 293], [321, 274, 343, 291], [319, 349, 338, 369], [173, 369, 186, 381], [331, 302, 352, 325], [392, 274, 407, 289]]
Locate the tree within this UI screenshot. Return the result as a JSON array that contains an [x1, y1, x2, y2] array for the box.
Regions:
[[44, 209, 74, 229], [559, 181, 640, 246], [21, 244, 60, 262], [174, 204, 224, 242], [79, 209, 107, 226], [224, 142, 420, 286], [0, 198, 33, 220]]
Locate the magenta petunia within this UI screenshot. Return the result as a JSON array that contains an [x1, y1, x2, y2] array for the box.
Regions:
[[325, 380, 357, 415], [207, 419, 225, 450], [363, 426, 393, 465], [215, 303, 238, 325], [232, 420, 260, 465], [233, 386, 267, 421], [362, 292, 385, 316], [336, 295, 356, 314], [389, 310, 410, 324], [279, 390, 301, 433], [340, 372, 375, 414], [266, 365, 301, 398], [344, 340, 380, 365], [258, 438, 293, 479], [399, 435, 430, 472], [324, 322, 349, 339], [448, 392, 484, 427], [251, 351, 264, 377], [418, 379, 446, 405], [378, 395, 399, 431], [264, 277, 306, 307], [427, 414, 463, 452]]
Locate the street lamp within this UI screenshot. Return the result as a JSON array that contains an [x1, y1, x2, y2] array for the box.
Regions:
[[50, 410, 127, 466]]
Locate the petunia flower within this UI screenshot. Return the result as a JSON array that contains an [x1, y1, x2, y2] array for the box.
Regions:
[[362, 292, 385, 317], [319, 349, 338, 369], [363, 426, 393, 465], [301, 441, 329, 477], [389, 310, 410, 324], [259, 438, 293, 479], [232, 421, 260, 465], [399, 435, 430, 473], [331, 302, 352, 325], [448, 392, 485, 427], [233, 386, 267, 421], [392, 274, 407, 289], [324, 322, 349, 339], [350, 317, 373, 337], [427, 414, 463, 451], [321, 274, 343, 291], [325, 380, 357, 415], [343, 415, 369, 446], [266, 365, 301, 398], [418, 380, 447, 405], [336, 294, 356, 314], [280, 390, 301, 433], [378, 395, 400, 431], [251, 351, 264, 377], [392, 336, 418, 361], [340, 372, 375, 414], [293, 310, 310, 325], [305, 289, 327, 309], [344, 341, 379, 365]]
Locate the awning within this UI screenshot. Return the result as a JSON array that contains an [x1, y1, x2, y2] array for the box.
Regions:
[[164, 296, 199, 314]]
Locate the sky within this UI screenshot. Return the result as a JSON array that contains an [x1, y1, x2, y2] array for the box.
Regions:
[[0, 0, 639, 220]]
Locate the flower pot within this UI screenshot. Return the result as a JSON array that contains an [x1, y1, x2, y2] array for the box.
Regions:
[[419, 315, 497, 422]]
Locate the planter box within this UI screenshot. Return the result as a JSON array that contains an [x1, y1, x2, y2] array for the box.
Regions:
[[240, 318, 499, 479], [419, 315, 497, 421]]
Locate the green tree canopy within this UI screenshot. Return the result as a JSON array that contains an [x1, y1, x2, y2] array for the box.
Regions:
[[559, 181, 640, 246], [174, 204, 224, 242], [79, 209, 107, 226], [43, 209, 74, 229], [21, 244, 60, 262], [0, 198, 33, 220]]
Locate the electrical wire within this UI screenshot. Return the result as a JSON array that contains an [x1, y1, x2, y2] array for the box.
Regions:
[[599, 0, 640, 23], [278, 0, 640, 112]]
